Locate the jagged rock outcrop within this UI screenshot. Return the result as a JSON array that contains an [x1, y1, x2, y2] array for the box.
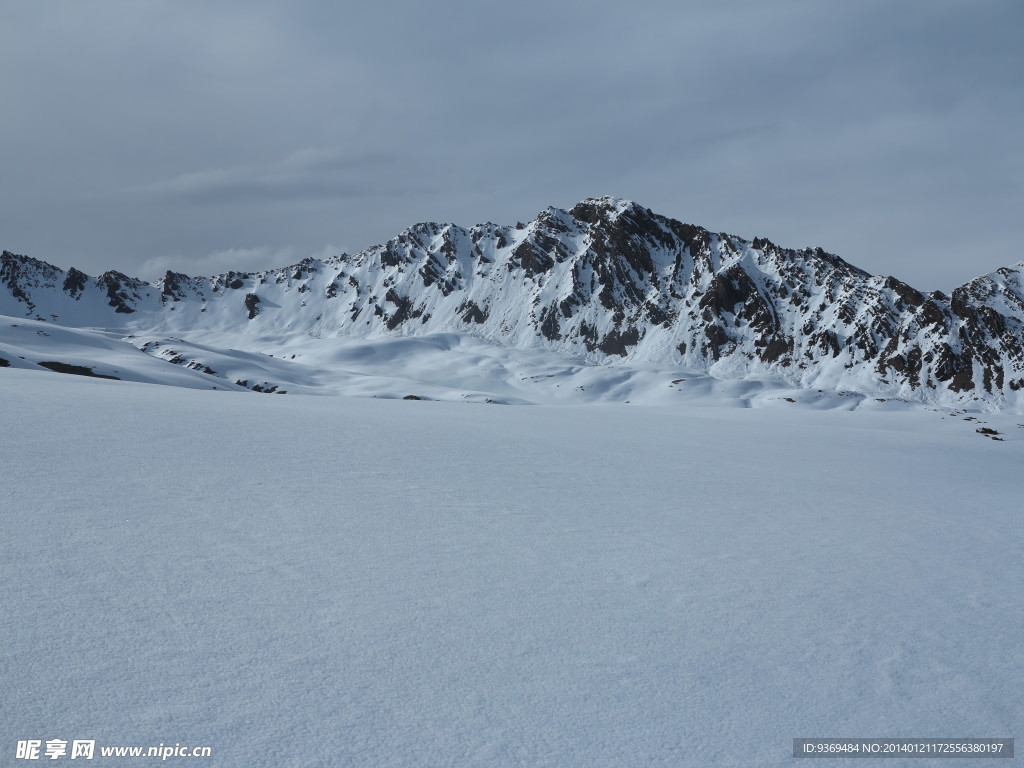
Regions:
[[2, 197, 1023, 410]]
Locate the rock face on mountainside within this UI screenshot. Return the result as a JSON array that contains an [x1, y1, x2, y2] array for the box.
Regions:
[[2, 197, 1023, 409]]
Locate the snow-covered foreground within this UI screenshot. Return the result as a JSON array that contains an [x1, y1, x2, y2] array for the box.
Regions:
[[3, 369, 1021, 767]]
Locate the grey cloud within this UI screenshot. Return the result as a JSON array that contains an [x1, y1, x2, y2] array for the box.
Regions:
[[1, 0, 1021, 292], [131, 150, 424, 205], [138, 244, 342, 281]]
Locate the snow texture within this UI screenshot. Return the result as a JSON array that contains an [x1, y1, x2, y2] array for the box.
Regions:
[[2, 368, 1021, 767]]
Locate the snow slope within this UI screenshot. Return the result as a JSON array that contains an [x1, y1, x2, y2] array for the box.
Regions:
[[2, 368, 1021, 766], [0, 316, 952, 408]]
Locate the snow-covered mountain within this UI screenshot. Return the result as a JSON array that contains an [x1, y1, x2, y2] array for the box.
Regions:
[[3, 196, 1023, 410]]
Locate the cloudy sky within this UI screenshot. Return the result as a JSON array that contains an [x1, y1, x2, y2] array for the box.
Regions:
[[2, 0, 1021, 291]]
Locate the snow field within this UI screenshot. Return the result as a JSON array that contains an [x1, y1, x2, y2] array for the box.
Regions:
[[2, 369, 1021, 766]]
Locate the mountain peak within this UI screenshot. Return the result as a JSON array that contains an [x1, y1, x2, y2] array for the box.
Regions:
[[568, 196, 642, 223]]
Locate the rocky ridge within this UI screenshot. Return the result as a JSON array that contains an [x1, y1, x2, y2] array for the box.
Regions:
[[2, 197, 1023, 410]]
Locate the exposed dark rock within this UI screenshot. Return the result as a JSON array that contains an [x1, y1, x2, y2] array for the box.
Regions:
[[160, 271, 190, 302], [598, 326, 641, 356], [759, 337, 793, 364], [0, 251, 41, 314], [704, 324, 730, 349], [577, 321, 599, 350], [458, 300, 488, 324], [539, 306, 561, 341], [63, 268, 89, 298], [184, 361, 217, 375], [700, 266, 758, 317], [559, 294, 580, 318], [384, 289, 413, 330], [37, 361, 120, 379], [99, 271, 138, 313], [645, 301, 670, 326], [244, 293, 261, 320], [510, 240, 554, 278], [885, 276, 925, 308], [380, 241, 406, 268]]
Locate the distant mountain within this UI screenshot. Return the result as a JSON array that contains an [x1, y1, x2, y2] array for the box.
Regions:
[[2, 196, 1023, 410]]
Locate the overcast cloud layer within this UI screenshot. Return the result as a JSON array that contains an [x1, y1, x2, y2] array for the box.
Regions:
[[2, 1, 1022, 291]]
